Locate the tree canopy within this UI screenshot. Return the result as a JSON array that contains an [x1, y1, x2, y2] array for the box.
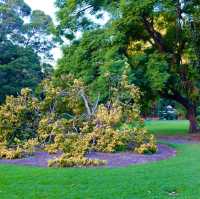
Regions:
[[0, 0, 55, 60], [55, 0, 200, 133], [0, 0, 55, 102], [0, 42, 42, 102]]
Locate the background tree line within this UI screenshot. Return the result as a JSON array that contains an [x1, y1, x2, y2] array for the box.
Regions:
[[0, 0, 54, 102]]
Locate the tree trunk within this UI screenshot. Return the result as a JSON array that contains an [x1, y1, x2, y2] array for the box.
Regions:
[[161, 91, 199, 134], [186, 106, 198, 134]]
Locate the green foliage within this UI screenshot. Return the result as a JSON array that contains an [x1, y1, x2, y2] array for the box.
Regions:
[[55, 0, 200, 132], [0, 0, 55, 101], [0, 0, 55, 60], [145, 53, 169, 93], [55, 29, 126, 102], [0, 43, 43, 102], [24, 9, 55, 60]]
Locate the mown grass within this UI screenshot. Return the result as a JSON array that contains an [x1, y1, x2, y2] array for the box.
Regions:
[[145, 120, 189, 135], [0, 120, 196, 199], [0, 144, 199, 199]]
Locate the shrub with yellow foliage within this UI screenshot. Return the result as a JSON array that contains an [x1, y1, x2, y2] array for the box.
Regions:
[[46, 69, 157, 167], [0, 70, 157, 166], [0, 88, 39, 158], [48, 153, 107, 167]]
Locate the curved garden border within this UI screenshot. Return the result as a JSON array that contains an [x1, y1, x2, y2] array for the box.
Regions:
[[0, 144, 176, 168]]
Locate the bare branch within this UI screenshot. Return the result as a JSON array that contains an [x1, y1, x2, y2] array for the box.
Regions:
[[79, 89, 92, 117], [76, 5, 93, 15], [91, 94, 100, 115]]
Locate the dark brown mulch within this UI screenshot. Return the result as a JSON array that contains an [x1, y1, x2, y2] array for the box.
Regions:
[[0, 144, 176, 168], [0, 152, 60, 167], [87, 144, 176, 168], [0, 135, 198, 168]]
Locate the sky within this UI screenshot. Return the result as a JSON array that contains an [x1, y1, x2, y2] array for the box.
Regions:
[[24, 0, 57, 23], [24, 0, 62, 63]]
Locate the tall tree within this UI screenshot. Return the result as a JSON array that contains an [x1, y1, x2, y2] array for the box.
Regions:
[[0, 0, 55, 101], [55, 0, 200, 133], [0, 41, 42, 102], [0, 0, 55, 60], [23, 9, 56, 61]]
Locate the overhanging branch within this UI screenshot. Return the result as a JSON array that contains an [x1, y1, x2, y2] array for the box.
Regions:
[[141, 15, 168, 53]]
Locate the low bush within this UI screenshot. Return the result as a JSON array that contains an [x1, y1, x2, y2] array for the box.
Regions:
[[48, 153, 107, 168]]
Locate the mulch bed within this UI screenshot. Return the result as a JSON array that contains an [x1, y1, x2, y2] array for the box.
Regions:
[[0, 152, 60, 167], [0, 144, 176, 168], [87, 144, 176, 168], [0, 135, 199, 168]]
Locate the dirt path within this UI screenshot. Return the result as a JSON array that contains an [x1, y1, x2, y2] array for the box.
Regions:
[[158, 134, 200, 144]]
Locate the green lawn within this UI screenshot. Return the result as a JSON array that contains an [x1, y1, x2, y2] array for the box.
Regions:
[[0, 120, 197, 199], [0, 144, 199, 199], [145, 120, 189, 135]]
